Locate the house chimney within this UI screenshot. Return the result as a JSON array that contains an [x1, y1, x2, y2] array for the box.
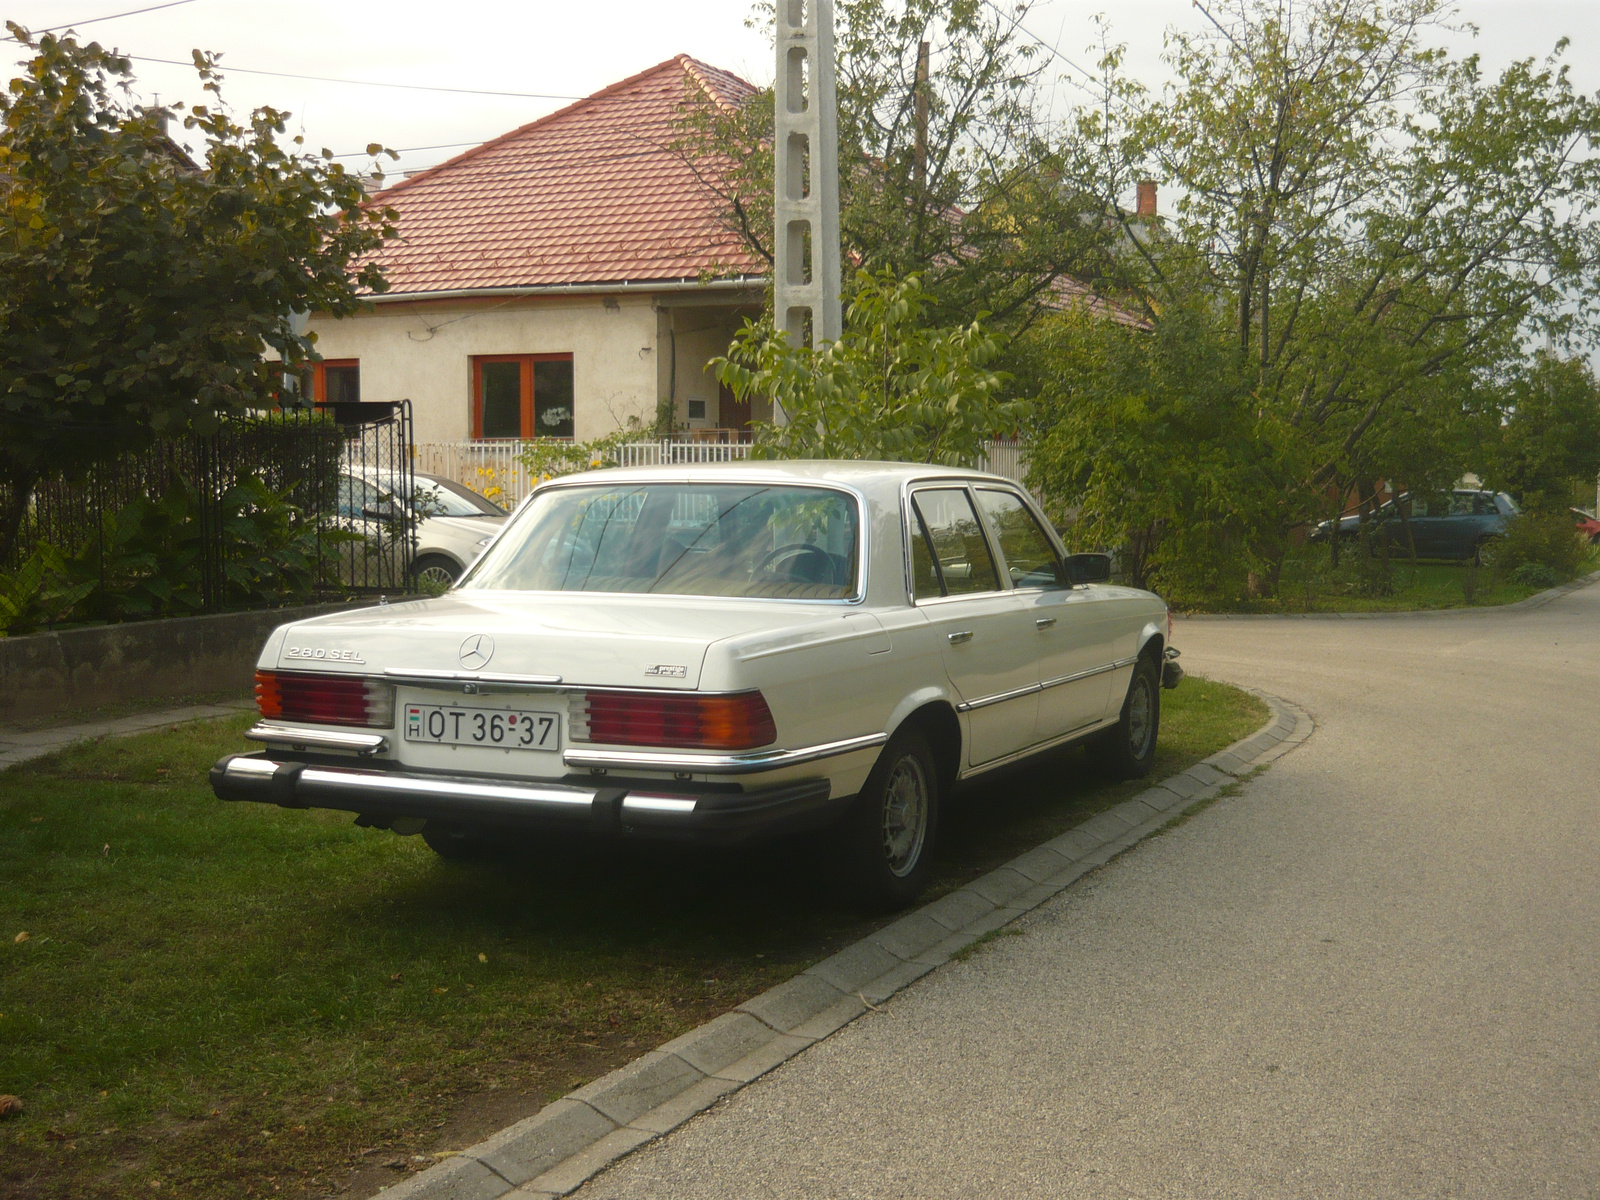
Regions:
[[1136, 178, 1157, 218]]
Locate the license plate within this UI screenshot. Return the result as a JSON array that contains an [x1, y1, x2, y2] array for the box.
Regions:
[[404, 703, 560, 751]]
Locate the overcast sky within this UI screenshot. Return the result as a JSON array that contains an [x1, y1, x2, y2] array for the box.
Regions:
[[5, 0, 1598, 191]]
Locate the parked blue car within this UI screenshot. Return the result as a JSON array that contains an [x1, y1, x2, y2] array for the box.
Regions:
[[1309, 489, 1520, 561]]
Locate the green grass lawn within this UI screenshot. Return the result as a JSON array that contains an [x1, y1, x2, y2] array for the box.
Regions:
[[0, 678, 1265, 1200], [1200, 545, 1599, 614]]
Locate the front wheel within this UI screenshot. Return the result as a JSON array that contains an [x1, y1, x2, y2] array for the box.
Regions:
[[836, 726, 940, 912], [412, 554, 461, 593], [1092, 654, 1161, 779]]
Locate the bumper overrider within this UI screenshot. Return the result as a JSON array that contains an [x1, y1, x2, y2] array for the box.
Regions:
[[209, 734, 882, 844]]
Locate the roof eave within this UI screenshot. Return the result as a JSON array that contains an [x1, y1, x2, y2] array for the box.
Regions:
[[359, 277, 768, 305]]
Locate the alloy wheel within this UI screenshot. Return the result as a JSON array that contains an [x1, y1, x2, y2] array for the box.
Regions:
[[881, 756, 930, 878]]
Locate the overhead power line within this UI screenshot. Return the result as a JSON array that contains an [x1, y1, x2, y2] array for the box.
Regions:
[[978, 0, 1100, 88], [9, 0, 199, 38], [127, 54, 586, 102]]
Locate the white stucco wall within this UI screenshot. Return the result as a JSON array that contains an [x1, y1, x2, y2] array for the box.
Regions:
[[306, 294, 664, 445]]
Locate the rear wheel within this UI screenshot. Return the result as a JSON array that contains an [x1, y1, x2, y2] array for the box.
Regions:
[[836, 726, 940, 911], [1092, 654, 1161, 779]]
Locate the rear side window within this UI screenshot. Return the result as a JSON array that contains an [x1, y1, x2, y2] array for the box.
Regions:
[[910, 488, 1000, 597], [974, 489, 1061, 588]]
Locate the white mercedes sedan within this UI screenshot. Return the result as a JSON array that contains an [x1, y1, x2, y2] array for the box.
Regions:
[[212, 462, 1180, 908]]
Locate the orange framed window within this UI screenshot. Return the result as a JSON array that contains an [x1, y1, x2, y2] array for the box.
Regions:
[[472, 354, 574, 439], [311, 359, 361, 405]]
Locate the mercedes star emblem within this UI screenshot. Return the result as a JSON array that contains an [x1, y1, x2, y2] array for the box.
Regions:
[[457, 634, 495, 670]]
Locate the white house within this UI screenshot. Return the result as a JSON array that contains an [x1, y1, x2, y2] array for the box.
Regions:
[[305, 56, 770, 451]]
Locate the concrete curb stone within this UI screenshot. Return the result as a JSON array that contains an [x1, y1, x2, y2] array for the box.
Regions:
[[388, 691, 1314, 1200]]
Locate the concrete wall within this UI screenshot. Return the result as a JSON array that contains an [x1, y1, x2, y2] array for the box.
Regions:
[[307, 292, 762, 444], [0, 601, 378, 724]]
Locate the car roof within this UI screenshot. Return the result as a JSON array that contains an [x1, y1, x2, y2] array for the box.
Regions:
[[544, 459, 1022, 496]]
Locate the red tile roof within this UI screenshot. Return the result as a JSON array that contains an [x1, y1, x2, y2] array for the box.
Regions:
[[368, 55, 766, 295]]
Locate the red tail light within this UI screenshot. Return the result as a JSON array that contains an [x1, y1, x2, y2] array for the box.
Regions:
[[255, 671, 394, 729], [573, 690, 777, 751]]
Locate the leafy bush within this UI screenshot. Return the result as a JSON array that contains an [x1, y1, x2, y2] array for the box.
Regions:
[[517, 420, 649, 483], [1509, 562, 1560, 589], [0, 475, 351, 634], [1484, 512, 1588, 582], [714, 270, 1025, 467]]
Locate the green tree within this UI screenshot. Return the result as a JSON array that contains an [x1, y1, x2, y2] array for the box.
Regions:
[[714, 269, 1024, 465], [0, 27, 396, 563], [1023, 300, 1302, 601], [1483, 355, 1600, 514], [677, 0, 1128, 332], [1029, 0, 1600, 600]]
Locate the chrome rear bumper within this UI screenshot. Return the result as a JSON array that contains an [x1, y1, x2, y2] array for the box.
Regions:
[[210, 753, 843, 843]]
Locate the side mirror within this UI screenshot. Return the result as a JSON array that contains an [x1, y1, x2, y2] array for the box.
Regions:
[[361, 504, 398, 520], [1063, 552, 1112, 585]]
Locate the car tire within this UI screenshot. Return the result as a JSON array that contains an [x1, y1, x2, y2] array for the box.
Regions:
[[1092, 653, 1161, 780], [412, 555, 461, 591], [836, 725, 940, 912]]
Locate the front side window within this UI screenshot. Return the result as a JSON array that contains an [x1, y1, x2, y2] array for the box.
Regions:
[[974, 489, 1061, 588], [473, 355, 575, 439], [465, 484, 859, 600], [910, 488, 1000, 597]]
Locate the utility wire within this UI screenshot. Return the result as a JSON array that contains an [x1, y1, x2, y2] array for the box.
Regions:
[[978, 0, 1100, 88], [127, 54, 586, 102], [9, 0, 199, 38]]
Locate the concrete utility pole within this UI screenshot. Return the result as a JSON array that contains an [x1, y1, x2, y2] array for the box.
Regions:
[[773, 0, 842, 358]]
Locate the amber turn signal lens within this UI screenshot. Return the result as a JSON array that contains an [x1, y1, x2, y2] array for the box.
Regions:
[[254, 670, 393, 728]]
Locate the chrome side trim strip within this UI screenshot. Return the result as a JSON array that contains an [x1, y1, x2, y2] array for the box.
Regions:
[[384, 669, 563, 689], [246, 723, 389, 755], [953, 682, 1041, 714], [1039, 655, 1139, 692], [564, 731, 888, 776], [957, 717, 1119, 780]]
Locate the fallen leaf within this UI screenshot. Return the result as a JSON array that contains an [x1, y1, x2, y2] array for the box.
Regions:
[[44, 1128, 66, 1142], [389, 973, 402, 983], [102, 844, 109, 856], [477, 953, 487, 963], [30, 817, 42, 823], [13, 932, 27, 944], [431, 987, 448, 994]]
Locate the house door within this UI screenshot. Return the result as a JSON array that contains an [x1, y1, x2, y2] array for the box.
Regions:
[[719, 382, 751, 433]]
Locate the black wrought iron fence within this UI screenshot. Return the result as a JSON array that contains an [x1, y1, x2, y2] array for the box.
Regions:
[[1, 400, 415, 620]]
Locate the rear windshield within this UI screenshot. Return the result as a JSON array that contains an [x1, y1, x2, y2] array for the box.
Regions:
[[462, 483, 860, 600]]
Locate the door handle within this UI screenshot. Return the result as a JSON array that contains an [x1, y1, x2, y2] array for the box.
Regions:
[[1035, 617, 1057, 629], [947, 630, 974, 645]]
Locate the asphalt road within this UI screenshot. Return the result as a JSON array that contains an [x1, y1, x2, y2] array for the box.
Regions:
[[569, 581, 1600, 1200]]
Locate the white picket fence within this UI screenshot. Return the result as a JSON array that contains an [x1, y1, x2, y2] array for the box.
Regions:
[[413, 437, 1028, 507]]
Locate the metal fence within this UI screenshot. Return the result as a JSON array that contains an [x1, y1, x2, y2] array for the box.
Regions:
[[414, 439, 535, 508], [414, 436, 1029, 507], [4, 402, 415, 613]]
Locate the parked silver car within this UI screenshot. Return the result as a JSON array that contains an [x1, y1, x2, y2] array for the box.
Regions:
[[338, 470, 508, 588]]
